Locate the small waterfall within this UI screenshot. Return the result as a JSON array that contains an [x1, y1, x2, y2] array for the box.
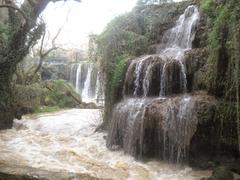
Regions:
[[69, 64, 79, 86], [160, 96, 197, 164], [143, 64, 153, 96], [133, 56, 149, 96], [159, 5, 199, 94], [125, 5, 199, 97], [69, 62, 103, 103], [108, 5, 204, 164], [75, 63, 82, 94], [162, 5, 200, 51], [82, 64, 93, 99], [107, 94, 212, 163]]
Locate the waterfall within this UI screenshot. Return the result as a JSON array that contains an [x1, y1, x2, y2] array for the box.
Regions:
[[82, 64, 94, 101], [125, 5, 199, 97], [108, 5, 204, 164], [162, 5, 200, 51], [75, 64, 82, 94], [143, 64, 153, 96], [133, 56, 149, 96], [69, 62, 103, 104], [107, 95, 207, 163], [159, 5, 199, 94]]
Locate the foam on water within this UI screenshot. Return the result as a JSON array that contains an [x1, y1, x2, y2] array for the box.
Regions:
[[0, 109, 210, 179]]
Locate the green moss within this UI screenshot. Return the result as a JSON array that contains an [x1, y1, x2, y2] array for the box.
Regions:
[[201, 0, 240, 96], [109, 55, 132, 102], [200, 0, 240, 153], [42, 79, 81, 108], [200, 0, 216, 16], [14, 80, 81, 115]]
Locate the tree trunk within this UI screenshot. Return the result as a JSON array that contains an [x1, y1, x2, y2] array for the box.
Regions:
[[0, 64, 15, 130]]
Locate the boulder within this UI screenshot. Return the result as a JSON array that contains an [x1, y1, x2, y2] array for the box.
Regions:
[[185, 48, 208, 91], [205, 166, 234, 180]]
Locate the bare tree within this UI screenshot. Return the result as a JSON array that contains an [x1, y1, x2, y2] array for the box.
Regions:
[[0, 0, 80, 129]]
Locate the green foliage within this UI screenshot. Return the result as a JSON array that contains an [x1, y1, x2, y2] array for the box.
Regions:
[[201, 0, 240, 153], [42, 79, 81, 108], [13, 83, 45, 110], [214, 101, 238, 149], [200, 0, 216, 16], [14, 80, 81, 115], [109, 55, 132, 103], [103, 55, 132, 126], [96, 12, 148, 71]]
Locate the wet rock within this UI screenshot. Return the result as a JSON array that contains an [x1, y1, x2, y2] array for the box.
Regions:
[[107, 92, 216, 163], [135, 0, 197, 46], [185, 48, 208, 91], [123, 55, 186, 97], [79, 102, 98, 109], [208, 166, 234, 180], [192, 10, 208, 48]]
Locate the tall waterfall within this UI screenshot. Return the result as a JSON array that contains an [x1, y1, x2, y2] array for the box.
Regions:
[[69, 62, 103, 103], [108, 5, 207, 164]]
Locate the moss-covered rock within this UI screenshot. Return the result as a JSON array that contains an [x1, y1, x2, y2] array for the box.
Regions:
[[13, 80, 82, 116], [42, 79, 81, 108], [185, 48, 209, 91], [208, 166, 234, 180], [97, 0, 199, 127]]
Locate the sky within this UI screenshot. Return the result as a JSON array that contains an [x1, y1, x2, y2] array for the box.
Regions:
[[42, 0, 138, 50]]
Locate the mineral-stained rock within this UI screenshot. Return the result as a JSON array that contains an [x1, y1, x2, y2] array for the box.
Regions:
[[123, 55, 186, 97], [184, 48, 208, 91], [107, 91, 216, 164]]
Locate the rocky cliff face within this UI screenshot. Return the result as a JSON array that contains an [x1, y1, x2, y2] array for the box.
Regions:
[[104, 0, 239, 168], [108, 92, 216, 164]]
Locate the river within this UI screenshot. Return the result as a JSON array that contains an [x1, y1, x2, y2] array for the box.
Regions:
[[0, 109, 211, 179]]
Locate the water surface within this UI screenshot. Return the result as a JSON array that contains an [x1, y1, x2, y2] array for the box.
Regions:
[[0, 109, 211, 179]]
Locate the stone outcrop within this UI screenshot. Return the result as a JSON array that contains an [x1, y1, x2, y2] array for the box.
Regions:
[[123, 55, 185, 97], [107, 92, 217, 164], [185, 48, 208, 91], [134, 0, 199, 47]]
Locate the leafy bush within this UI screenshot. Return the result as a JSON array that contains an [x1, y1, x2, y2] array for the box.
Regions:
[[13, 80, 81, 114], [109, 55, 132, 103], [200, 0, 240, 153], [42, 79, 81, 108]]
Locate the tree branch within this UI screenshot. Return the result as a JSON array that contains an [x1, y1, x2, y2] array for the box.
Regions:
[[0, 4, 28, 24]]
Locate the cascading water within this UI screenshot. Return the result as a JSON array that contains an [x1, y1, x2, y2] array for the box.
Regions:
[[123, 5, 199, 97], [159, 5, 199, 95], [82, 63, 94, 100], [108, 5, 205, 164], [69, 62, 103, 103], [134, 56, 150, 96], [0, 109, 212, 179], [75, 63, 82, 94]]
